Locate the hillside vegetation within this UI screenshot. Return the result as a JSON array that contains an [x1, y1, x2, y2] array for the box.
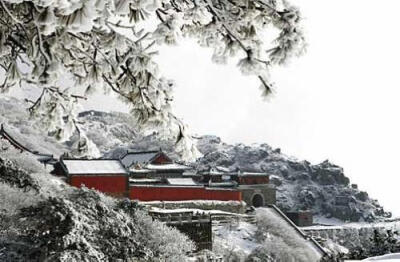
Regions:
[[0, 140, 193, 261]]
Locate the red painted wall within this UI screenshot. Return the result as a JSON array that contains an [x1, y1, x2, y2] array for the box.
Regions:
[[70, 175, 128, 197], [152, 153, 172, 164], [239, 176, 269, 185], [130, 186, 242, 201]]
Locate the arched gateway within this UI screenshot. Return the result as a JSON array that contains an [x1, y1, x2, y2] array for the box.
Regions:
[[252, 194, 264, 207]]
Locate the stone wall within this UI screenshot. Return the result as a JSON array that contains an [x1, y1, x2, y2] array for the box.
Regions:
[[239, 185, 276, 207], [143, 200, 247, 213], [174, 220, 212, 250]]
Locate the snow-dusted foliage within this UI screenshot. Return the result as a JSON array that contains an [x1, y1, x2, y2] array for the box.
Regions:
[[0, 139, 47, 174], [0, 183, 41, 216], [0, 0, 305, 159], [131, 209, 195, 260], [213, 209, 324, 261], [0, 97, 68, 156], [248, 208, 321, 262], [0, 188, 194, 261], [313, 226, 400, 260], [213, 221, 258, 260], [6, 189, 194, 261], [0, 153, 40, 192], [0, 146, 194, 261]]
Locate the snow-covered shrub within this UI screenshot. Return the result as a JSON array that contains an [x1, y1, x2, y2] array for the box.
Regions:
[[0, 143, 69, 198], [0, 182, 42, 260], [249, 208, 321, 262], [0, 139, 45, 175], [0, 155, 40, 192], [212, 220, 258, 261], [317, 239, 348, 261], [1, 186, 194, 261], [0, 183, 41, 216], [30, 172, 71, 198], [346, 229, 400, 260], [132, 210, 195, 261], [0, 144, 194, 261], [246, 244, 280, 262], [219, 246, 247, 262], [309, 226, 400, 260]]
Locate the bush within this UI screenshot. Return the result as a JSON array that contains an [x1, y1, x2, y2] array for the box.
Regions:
[[1, 186, 195, 261], [0, 156, 40, 193], [249, 208, 321, 262], [0, 183, 41, 216], [347, 229, 400, 259]]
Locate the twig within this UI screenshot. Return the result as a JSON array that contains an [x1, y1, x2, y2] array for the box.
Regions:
[[0, 0, 22, 24], [35, 24, 51, 63]]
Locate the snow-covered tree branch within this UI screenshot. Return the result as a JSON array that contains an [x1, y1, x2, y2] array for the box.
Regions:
[[0, 0, 305, 160]]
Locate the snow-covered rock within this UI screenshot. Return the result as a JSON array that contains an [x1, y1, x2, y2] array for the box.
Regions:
[[194, 135, 390, 222]]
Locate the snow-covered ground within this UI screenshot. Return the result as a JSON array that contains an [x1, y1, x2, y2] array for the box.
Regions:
[[214, 221, 259, 256], [364, 253, 400, 261], [149, 206, 246, 216], [303, 219, 400, 231], [346, 253, 400, 261]]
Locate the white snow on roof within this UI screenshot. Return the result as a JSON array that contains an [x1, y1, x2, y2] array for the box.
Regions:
[[216, 166, 231, 172], [167, 178, 198, 186], [205, 170, 268, 176], [130, 178, 161, 183], [63, 160, 127, 175], [239, 172, 268, 177], [146, 163, 192, 170], [209, 181, 237, 187], [209, 170, 226, 175], [129, 167, 155, 173]]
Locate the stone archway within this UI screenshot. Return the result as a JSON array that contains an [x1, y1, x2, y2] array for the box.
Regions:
[[252, 194, 264, 207]]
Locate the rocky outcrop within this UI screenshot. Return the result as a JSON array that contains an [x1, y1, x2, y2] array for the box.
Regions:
[[194, 136, 391, 222]]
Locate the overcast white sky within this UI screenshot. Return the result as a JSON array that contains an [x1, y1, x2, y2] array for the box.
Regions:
[[156, 0, 400, 217], [83, 0, 400, 217]]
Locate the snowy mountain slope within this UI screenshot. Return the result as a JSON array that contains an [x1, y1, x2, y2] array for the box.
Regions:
[[82, 112, 390, 222], [0, 97, 67, 157], [195, 136, 391, 222], [0, 97, 391, 222]]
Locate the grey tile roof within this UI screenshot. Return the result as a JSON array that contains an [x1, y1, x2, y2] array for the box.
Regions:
[[120, 151, 159, 168]]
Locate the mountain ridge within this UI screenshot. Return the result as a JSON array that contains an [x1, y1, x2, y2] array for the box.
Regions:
[[0, 97, 391, 222]]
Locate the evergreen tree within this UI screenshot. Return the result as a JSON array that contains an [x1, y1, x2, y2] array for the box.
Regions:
[[0, 0, 305, 159]]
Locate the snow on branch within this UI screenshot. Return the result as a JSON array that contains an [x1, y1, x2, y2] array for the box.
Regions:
[[0, 0, 305, 160]]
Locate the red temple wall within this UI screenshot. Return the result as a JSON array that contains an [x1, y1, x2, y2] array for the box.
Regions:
[[239, 176, 269, 185], [70, 175, 128, 196]]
